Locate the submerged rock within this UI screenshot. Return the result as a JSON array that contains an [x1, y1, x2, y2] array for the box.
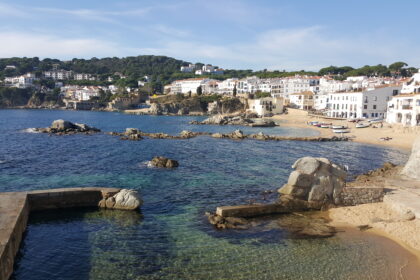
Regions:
[[150, 156, 179, 168]]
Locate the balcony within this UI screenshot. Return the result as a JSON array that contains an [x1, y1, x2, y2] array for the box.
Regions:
[[402, 105, 413, 110]]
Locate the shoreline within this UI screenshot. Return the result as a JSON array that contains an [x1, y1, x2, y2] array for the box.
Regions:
[[328, 203, 420, 279], [269, 108, 419, 151]]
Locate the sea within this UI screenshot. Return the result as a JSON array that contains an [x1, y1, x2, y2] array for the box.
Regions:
[[0, 109, 410, 280]]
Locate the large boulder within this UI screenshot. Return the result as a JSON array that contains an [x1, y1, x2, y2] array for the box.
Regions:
[[401, 137, 420, 180], [278, 157, 347, 206], [113, 189, 143, 210], [51, 119, 76, 131], [98, 189, 142, 210]]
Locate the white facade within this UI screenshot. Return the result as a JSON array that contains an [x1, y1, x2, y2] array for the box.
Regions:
[[314, 93, 329, 110], [248, 97, 284, 116], [74, 73, 96, 81], [271, 76, 320, 98], [289, 91, 315, 110], [4, 73, 37, 88], [327, 86, 401, 119], [165, 78, 211, 94], [400, 70, 420, 94], [217, 78, 238, 95], [43, 70, 73, 80], [386, 94, 420, 126], [180, 64, 196, 73]]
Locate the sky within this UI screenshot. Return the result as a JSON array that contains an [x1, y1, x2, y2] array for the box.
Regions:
[[0, 0, 419, 71]]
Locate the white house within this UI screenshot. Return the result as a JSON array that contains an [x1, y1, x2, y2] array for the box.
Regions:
[[327, 85, 401, 119], [248, 97, 284, 116], [314, 93, 329, 110], [217, 78, 238, 95], [43, 70, 73, 80], [4, 73, 37, 88], [74, 73, 96, 81], [289, 91, 314, 110], [165, 78, 211, 94], [180, 64, 196, 73], [271, 76, 320, 98], [386, 94, 420, 126]]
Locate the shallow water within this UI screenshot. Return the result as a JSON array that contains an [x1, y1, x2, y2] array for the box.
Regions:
[[0, 109, 412, 280]]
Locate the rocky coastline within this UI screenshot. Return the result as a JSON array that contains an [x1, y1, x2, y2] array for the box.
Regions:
[[190, 114, 277, 127], [206, 138, 420, 247]]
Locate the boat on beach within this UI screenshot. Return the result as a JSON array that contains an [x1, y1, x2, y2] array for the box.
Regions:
[[331, 125, 347, 129], [333, 129, 350, 133], [356, 123, 370, 128]]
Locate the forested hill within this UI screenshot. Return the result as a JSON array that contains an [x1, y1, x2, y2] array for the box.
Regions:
[[0, 55, 186, 79]]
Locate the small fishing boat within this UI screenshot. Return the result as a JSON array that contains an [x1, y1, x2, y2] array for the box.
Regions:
[[356, 123, 370, 128], [368, 118, 384, 123], [331, 125, 347, 129], [333, 129, 350, 133], [309, 121, 319, 126], [320, 124, 331, 128]]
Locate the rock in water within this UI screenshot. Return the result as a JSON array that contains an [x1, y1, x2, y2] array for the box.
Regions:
[[150, 156, 179, 168], [98, 189, 142, 210], [401, 137, 420, 180], [51, 119, 76, 131], [113, 189, 143, 210]]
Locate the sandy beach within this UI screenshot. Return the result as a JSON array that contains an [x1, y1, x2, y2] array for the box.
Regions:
[[271, 108, 420, 151]]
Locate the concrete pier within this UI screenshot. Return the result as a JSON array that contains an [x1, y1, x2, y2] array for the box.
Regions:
[[0, 187, 120, 280]]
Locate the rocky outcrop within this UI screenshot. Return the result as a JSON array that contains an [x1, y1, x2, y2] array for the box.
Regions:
[[149, 156, 179, 168], [33, 119, 100, 135], [278, 157, 347, 207], [148, 98, 205, 115], [98, 189, 142, 210], [401, 136, 420, 180], [191, 114, 277, 127]]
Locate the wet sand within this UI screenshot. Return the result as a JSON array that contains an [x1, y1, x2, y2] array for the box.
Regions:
[[329, 203, 420, 279]]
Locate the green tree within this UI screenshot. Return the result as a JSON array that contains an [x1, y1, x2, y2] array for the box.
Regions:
[[232, 84, 237, 97]]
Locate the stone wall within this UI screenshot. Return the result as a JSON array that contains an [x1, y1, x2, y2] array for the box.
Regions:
[[339, 187, 384, 206], [0, 187, 143, 280]]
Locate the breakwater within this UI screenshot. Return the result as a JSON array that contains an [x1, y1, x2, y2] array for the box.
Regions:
[[0, 187, 120, 280]]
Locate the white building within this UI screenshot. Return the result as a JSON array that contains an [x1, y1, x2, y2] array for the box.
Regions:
[[289, 91, 315, 110], [74, 73, 96, 81], [314, 93, 329, 110], [4, 73, 37, 88], [248, 97, 284, 116], [180, 64, 196, 73], [165, 78, 211, 94], [271, 76, 320, 98], [43, 70, 73, 80], [217, 78, 238, 95], [327, 85, 401, 119], [386, 94, 420, 126]]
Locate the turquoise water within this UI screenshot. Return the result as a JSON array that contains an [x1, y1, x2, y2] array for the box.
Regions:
[[0, 109, 410, 280]]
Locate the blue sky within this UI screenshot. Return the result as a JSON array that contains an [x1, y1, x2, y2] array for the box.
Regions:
[[1, 0, 419, 70]]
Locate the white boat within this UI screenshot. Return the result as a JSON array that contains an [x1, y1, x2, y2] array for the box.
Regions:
[[333, 129, 350, 133], [320, 124, 330, 128], [356, 123, 370, 128], [368, 118, 384, 123], [331, 125, 347, 129]]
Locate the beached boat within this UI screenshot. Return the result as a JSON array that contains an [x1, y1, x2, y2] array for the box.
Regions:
[[356, 123, 370, 128], [320, 124, 331, 128], [331, 125, 347, 129], [333, 129, 350, 133], [368, 118, 384, 123]]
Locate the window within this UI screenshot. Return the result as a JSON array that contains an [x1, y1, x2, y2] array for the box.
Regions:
[[364, 105, 367, 109], [373, 105, 377, 109], [373, 96, 377, 101], [364, 97, 368, 103]]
